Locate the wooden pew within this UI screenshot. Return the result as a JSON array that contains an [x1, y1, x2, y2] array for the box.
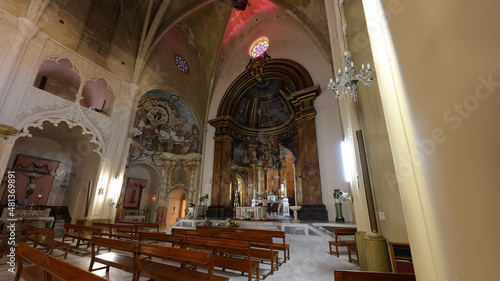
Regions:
[[196, 225, 235, 234], [118, 221, 160, 234], [111, 224, 136, 240], [138, 231, 183, 247], [214, 231, 279, 275], [135, 242, 230, 281], [61, 223, 79, 244], [14, 242, 108, 281], [24, 225, 70, 259], [197, 226, 289, 264], [171, 228, 213, 237], [233, 228, 290, 263], [182, 235, 260, 281], [92, 222, 113, 238], [89, 236, 137, 279], [328, 228, 357, 257], [334, 270, 416, 281], [62, 223, 102, 249], [93, 222, 135, 240]]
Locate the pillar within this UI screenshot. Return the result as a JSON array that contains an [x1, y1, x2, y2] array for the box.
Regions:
[[0, 124, 18, 179], [0, 0, 51, 108], [288, 85, 327, 221], [207, 134, 233, 217]]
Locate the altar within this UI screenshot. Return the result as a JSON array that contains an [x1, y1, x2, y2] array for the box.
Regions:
[[0, 207, 54, 233], [235, 206, 267, 220]]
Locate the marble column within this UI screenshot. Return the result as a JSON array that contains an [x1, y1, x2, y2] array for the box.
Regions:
[[0, 124, 18, 180], [288, 85, 327, 221], [207, 134, 233, 217]]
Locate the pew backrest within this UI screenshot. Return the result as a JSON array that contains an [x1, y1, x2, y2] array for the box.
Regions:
[[334, 270, 416, 281], [90, 236, 135, 253], [137, 243, 214, 269], [171, 228, 213, 237], [138, 231, 183, 245], [182, 235, 251, 256], [15, 243, 108, 281]]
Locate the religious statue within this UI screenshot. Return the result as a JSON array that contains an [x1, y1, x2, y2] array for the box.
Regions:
[[22, 173, 38, 209], [129, 190, 137, 203], [234, 190, 239, 207], [115, 203, 125, 221], [245, 52, 271, 83]]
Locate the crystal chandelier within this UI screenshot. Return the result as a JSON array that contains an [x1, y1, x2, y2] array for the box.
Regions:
[[328, 52, 375, 102]]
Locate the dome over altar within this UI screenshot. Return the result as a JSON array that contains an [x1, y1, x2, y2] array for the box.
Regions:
[[231, 79, 294, 129]]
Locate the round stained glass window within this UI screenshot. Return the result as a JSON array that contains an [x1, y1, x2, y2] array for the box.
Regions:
[[248, 36, 269, 58], [175, 55, 189, 73]]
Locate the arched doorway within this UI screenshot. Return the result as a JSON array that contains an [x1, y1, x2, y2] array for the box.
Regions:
[[165, 188, 187, 228], [119, 161, 161, 223]]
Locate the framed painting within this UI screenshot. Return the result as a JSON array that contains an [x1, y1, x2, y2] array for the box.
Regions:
[[123, 178, 147, 209]]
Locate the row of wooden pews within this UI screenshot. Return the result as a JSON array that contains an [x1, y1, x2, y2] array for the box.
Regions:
[[182, 235, 260, 281], [89, 236, 230, 281], [171, 226, 290, 279], [62, 223, 102, 249], [24, 225, 71, 259], [14, 242, 107, 281], [194, 225, 290, 263], [61, 221, 161, 245]]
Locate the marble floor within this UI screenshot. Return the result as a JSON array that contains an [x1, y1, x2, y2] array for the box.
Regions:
[[0, 226, 359, 281]]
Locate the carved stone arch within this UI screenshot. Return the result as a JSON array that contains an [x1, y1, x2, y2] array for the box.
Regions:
[[126, 160, 162, 182], [167, 186, 188, 198], [282, 147, 296, 163], [39, 55, 82, 79], [217, 58, 314, 117], [35, 56, 82, 102], [81, 77, 116, 115], [14, 105, 107, 157]]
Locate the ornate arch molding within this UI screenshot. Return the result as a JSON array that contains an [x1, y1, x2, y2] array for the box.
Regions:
[[217, 59, 314, 117], [14, 103, 107, 157], [41, 39, 122, 95], [126, 160, 163, 180]]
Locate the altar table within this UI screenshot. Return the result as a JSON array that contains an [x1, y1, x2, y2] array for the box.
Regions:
[[235, 206, 267, 220]]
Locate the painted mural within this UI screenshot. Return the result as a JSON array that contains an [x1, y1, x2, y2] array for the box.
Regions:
[[133, 90, 200, 154]]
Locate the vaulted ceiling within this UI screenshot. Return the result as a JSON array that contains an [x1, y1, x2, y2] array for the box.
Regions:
[[1, 0, 332, 125]]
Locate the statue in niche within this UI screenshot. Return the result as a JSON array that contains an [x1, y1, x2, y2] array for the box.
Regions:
[[129, 190, 137, 203]]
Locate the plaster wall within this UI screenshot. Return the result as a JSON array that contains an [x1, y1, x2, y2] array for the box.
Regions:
[[0, 0, 29, 18], [364, 0, 500, 280], [345, 0, 408, 243]]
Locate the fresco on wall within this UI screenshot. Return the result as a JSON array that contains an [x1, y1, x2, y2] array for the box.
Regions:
[[133, 90, 200, 154]]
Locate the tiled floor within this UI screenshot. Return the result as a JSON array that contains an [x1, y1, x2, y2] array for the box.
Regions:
[[0, 227, 359, 281]]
